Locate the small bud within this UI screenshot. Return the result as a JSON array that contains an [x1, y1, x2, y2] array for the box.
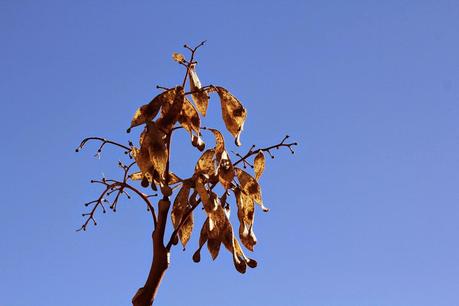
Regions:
[[192, 250, 201, 263], [141, 177, 149, 188], [234, 259, 247, 274], [247, 259, 257, 268], [191, 134, 198, 146], [261, 204, 270, 212], [172, 235, 179, 245]]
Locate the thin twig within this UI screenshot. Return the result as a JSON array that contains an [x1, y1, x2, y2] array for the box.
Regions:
[[233, 135, 298, 166], [76, 137, 131, 155], [181, 40, 207, 88], [78, 161, 158, 231]]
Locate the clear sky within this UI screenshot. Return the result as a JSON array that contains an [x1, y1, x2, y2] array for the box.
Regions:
[[1, 1, 459, 305]]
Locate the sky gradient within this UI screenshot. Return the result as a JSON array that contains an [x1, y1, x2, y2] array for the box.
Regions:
[[1, 1, 459, 305]]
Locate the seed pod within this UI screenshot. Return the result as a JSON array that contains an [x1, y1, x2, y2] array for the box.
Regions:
[[141, 177, 149, 188]]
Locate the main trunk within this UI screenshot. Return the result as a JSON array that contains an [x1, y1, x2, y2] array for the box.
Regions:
[[132, 199, 171, 306]]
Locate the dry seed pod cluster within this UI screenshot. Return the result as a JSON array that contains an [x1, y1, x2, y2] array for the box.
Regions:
[[126, 48, 267, 273], [77, 42, 297, 282]]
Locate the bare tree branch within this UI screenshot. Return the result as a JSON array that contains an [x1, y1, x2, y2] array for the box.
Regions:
[[76, 137, 131, 158], [78, 160, 158, 232]]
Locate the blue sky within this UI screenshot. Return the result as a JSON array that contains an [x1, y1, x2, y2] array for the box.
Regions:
[[1, 1, 459, 305]]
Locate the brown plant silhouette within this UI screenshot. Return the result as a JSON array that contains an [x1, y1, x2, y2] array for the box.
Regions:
[[76, 41, 297, 306]]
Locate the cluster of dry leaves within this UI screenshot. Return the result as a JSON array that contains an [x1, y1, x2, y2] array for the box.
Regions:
[[125, 50, 269, 273]]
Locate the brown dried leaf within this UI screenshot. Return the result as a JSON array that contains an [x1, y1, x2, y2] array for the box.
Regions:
[[215, 86, 247, 146], [129, 89, 175, 130], [207, 238, 221, 260], [195, 177, 217, 213], [129, 171, 143, 181], [144, 121, 168, 180], [172, 52, 185, 63], [189, 64, 209, 116], [235, 168, 268, 211], [189, 63, 202, 88], [131, 146, 153, 177], [235, 187, 257, 251], [207, 205, 232, 261], [254, 150, 265, 181], [157, 86, 185, 131], [194, 149, 216, 177], [178, 97, 200, 134], [193, 89, 210, 117], [171, 183, 193, 247], [218, 151, 235, 190], [207, 128, 225, 162], [192, 218, 209, 263]]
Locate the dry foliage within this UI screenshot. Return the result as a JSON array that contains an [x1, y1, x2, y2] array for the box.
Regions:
[[76, 41, 297, 305]]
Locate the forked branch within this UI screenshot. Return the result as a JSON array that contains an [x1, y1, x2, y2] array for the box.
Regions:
[[76, 145, 157, 231]]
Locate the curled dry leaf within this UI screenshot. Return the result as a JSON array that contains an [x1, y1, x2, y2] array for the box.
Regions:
[[157, 86, 185, 131], [207, 128, 225, 162], [207, 236, 221, 260], [235, 168, 268, 211], [192, 218, 208, 263], [178, 97, 200, 135], [131, 146, 153, 183], [129, 89, 176, 131], [172, 52, 185, 63], [209, 206, 232, 261], [131, 129, 155, 184], [235, 187, 257, 251], [171, 183, 194, 248], [144, 121, 168, 181], [215, 86, 247, 146], [189, 63, 202, 88], [195, 177, 217, 213], [194, 149, 216, 178], [189, 64, 210, 116], [253, 150, 265, 181], [218, 151, 235, 190]]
